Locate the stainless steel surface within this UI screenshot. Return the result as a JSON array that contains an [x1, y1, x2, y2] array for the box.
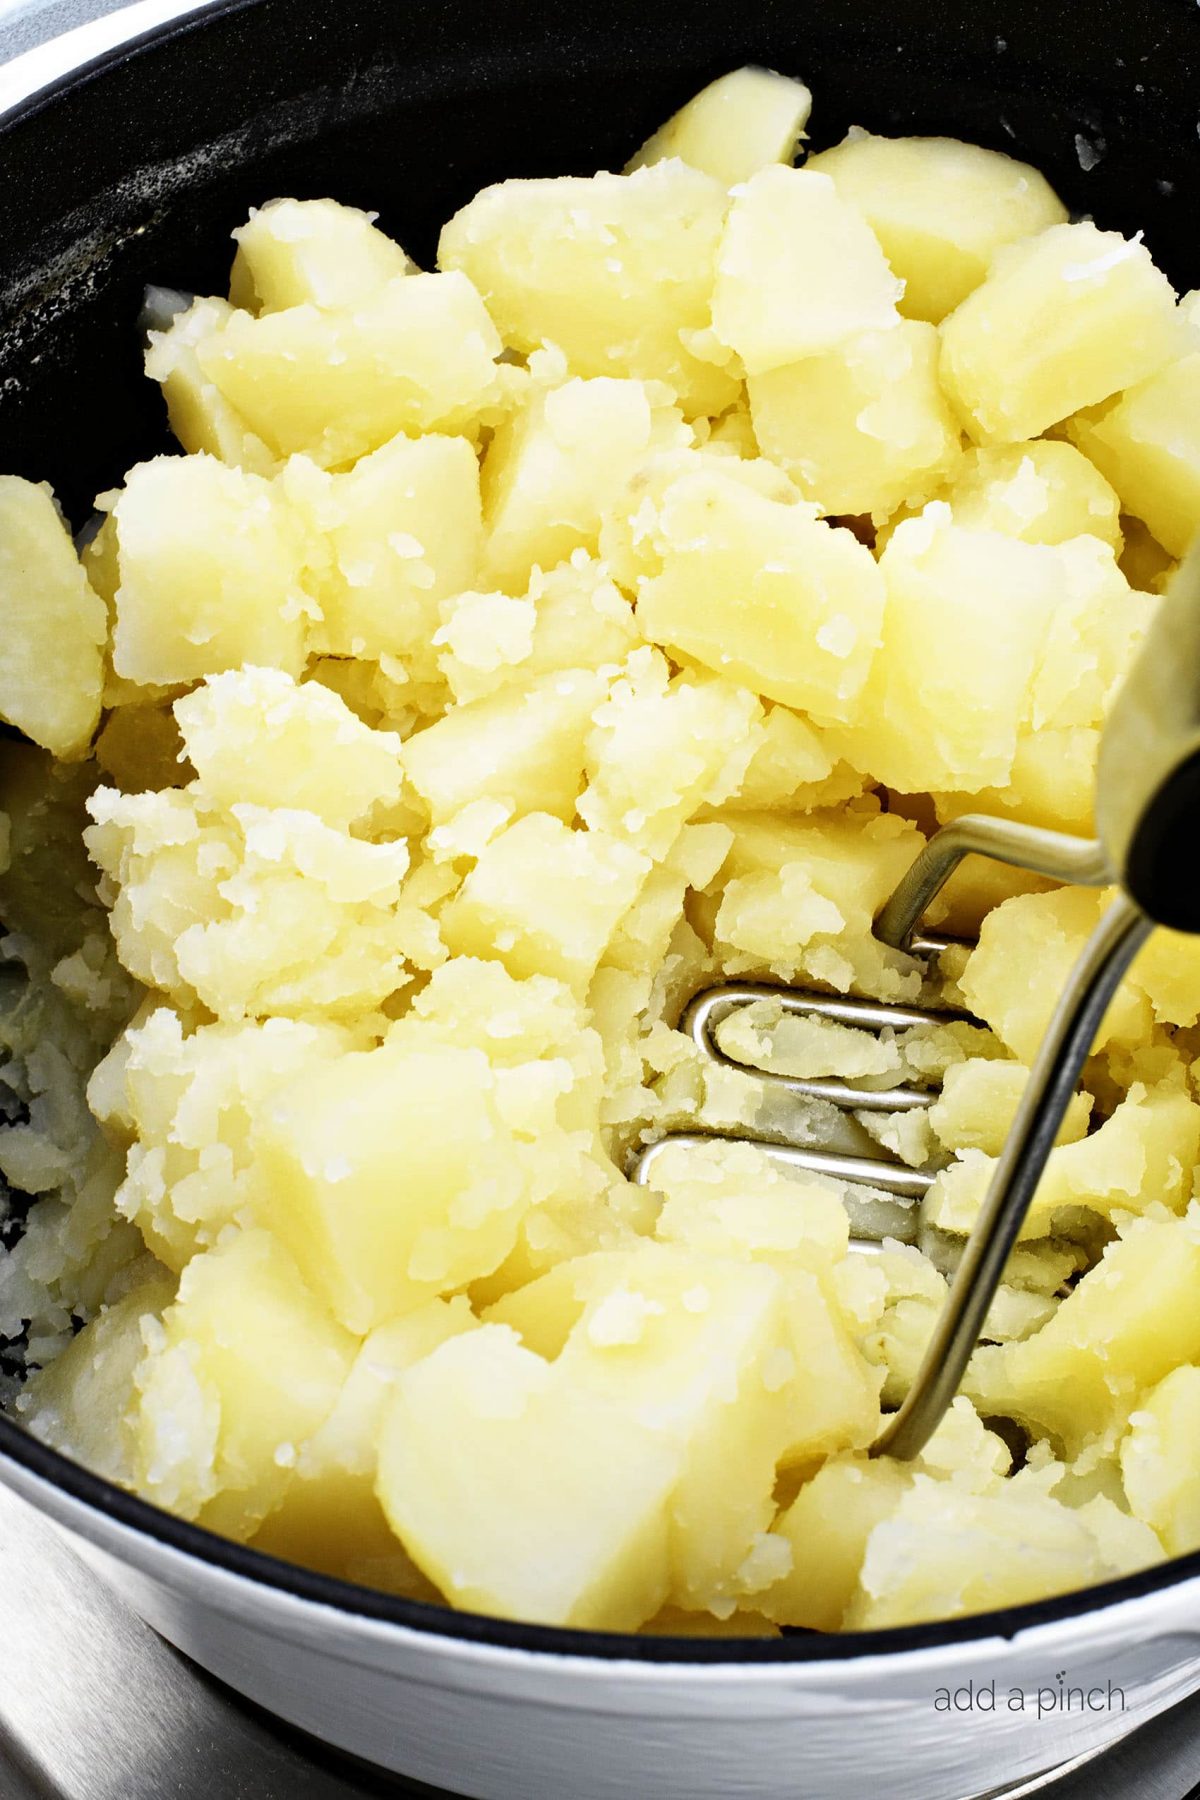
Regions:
[[0, 1483, 447, 1798], [676, 977, 965, 1112], [874, 816, 1112, 953], [633, 1127, 933, 1203]]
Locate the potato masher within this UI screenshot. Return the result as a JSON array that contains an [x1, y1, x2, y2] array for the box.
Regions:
[[633, 544, 1200, 1462]]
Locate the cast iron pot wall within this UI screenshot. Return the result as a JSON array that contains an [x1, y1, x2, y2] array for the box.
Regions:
[[1, 0, 1199, 1679]]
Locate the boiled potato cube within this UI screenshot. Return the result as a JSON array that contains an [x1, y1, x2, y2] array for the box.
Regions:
[[251, 1039, 536, 1332], [940, 222, 1184, 442], [481, 375, 683, 593], [930, 1058, 1092, 1158], [599, 445, 799, 595], [927, 1079, 1200, 1240], [106, 454, 311, 686], [805, 132, 1067, 323], [113, 1007, 360, 1269], [1121, 1366, 1200, 1555], [627, 67, 811, 186], [849, 1473, 1156, 1629], [440, 813, 650, 993], [436, 557, 640, 706], [711, 167, 902, 373], [640, 1137, 852, 1274], [723, 704, 865, 814], [293, 429, 482, 663], [439, 163, 736, 417], [635, 468, 885, 722], [133, 1227, 356, 1538], [758, 1457, 912, 1629], [229, 197, 414, 313], [920, 440, 1122, 548], [959, 887, 1150, 1064], [377, 1325, 678, 1628], [175, 667, 404, 828], [0, 477, 107, 758], [704, 804, 926, 998], [834, 514, 1085, 794], [197, 272, 504, 466], [578, 648, 762, 858], [144, 297, 277, 473], [1067, 349, 1200, 556], [970, 1208, 1200, 1449], [85, 787, 413, 1020], [402, 667, 606, 829], [748, 320, 962, 519], [249, 1297, 474, 1588], [22, 1271, 176, 1487], [557, 1243, 799, 1607]]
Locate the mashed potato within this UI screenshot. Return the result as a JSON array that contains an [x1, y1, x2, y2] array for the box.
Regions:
[[2, 66, 1200, 1635]]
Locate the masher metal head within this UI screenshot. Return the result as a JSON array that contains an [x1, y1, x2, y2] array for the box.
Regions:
[[631, 544, 1200, 1463]]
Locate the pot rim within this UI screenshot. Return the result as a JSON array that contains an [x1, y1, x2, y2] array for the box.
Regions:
[[2, 0, 1200, 1673]]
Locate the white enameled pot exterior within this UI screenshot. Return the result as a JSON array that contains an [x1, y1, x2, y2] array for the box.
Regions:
[[3, 1453, 1199, 1800]]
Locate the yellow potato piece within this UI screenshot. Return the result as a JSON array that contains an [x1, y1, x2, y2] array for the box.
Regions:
[[627, 67, 812, 187], [439, 162, 736, 417], [635, 468, 885, 722], [711, 166, 902, 373], [749, 320, 963, 519], [1068, 348, 1200, 557], [1121, 1366, 1200, 1556], [197, 271, 504, 466], [133, 1227, 356, 1539], [940, 221, 1184, 443], [0, 477, 107, 759], [144, 296, 277, 473], [229, 196, 414, 314], [805, 132, 1067, 323], [377, 1325, 678, 1629], [252, 1039, 538, 1333]]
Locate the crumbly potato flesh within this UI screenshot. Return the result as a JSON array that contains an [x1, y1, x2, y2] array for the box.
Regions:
[[2, 69, 1198, 1641]]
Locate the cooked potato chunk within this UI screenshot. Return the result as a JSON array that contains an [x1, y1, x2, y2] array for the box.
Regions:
[[144, 297, 277, 472], [440, 812, 649, 993], [249, 1297, 475, 1588], [252, 1040, 538, 1332], [175, 667, 404, 827], [915, 439, 1122, 548], [635, 467, 885, 721], [0, 477, 107, 758], [748, 320, 962, 518], [711, 167, 902, 373], [439, 163, 736, 417], [85, 787, 412, 1020], [805, 132, 1067, 323], [1068, 348, 1200, 556], [940, 222, 1184, 442], [835, 514, 1119, 795], [294, 429, 482, 663], [1121, 1366, 1200, 1556], [627, 67, 812, 186], [106, 454, 311, 686], [971, 1209, 1200, 1449], [481, 375, 683, 592], [196, 272, 505, 466], [110, 1007, 360, 1268], [229, 197, 414, 313], [133, 1227, 356, 1538], [402, 667, 606, 827], [850, 1475, 1158, 1628], [377, 1325, 678, 1628]]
